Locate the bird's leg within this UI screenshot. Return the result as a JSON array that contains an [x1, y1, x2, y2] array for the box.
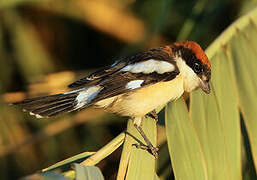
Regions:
[[133, 124, 159, 158], [132, 117, 158, 158], [146, 110, 158, 122]]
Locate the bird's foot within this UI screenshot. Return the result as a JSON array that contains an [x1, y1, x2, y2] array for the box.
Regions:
[[133, 143, 159, 158]]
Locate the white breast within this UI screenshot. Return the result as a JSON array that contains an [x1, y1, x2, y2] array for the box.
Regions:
[[175, 56, 200, 92], [95, 74, 184, 117]]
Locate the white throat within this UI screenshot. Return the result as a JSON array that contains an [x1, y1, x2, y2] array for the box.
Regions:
[[175, 57, 200, 92]]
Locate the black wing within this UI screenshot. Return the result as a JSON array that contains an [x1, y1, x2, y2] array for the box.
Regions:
[[68, 61, 127, 88], [91, 70, 179, 103], [91, 47, 179, 102], [68, 47, 172, 88]]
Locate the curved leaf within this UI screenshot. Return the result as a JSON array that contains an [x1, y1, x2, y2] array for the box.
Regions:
[[165, 99, 208, 180], [166, 6, 257, 180]]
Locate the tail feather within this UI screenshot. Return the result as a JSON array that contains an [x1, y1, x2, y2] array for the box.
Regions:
[[15, 94, 77, 108], [31, 100, 74, 115], [13, 92, 80, 118], [13, 86, 102, 118], [39, 103, 75, 117]]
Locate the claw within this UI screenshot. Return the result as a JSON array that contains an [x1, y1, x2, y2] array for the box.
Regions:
[[133, 143, 159, 158]]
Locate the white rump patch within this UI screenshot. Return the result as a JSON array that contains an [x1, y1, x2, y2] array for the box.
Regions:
[[75, 86, 102, 109], [121, 59, 175, 74], [126, 80, 144, 89]]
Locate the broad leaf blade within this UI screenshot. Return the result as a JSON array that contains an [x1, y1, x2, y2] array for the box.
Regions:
[[165, 99, 208, 180], [190, 46, 241, 179], [188, 37, 242, 180], [209, 50, 241, 179], [117, 117, 157, 180], [227, 20, 257, 169], [204, 6, 257, 172], [165, 7, 257, 180]]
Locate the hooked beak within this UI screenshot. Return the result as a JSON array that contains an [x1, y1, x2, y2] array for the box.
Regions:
[[199, 79, 210, 94]]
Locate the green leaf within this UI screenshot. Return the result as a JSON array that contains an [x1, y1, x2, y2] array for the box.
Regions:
[[22, 171, 69, 180], [227, 20, 257, 169], [74, 164, 104, 180], [42, 152, 94, 172], [61, 132, 125, 179], [117, 117, 157, 180], [165, 99, 208, 180], [166, 6, 257, 180], [205, 6, 257, 173], [189, 52, 240, 179]]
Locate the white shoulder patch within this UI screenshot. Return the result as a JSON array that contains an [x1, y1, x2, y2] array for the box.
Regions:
[[121, 59, 175, 74], [126, 80, 144, 89], [75, 86, 102, 109]]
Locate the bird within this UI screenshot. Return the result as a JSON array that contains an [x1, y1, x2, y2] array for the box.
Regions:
[[13, 41, 211, 158]]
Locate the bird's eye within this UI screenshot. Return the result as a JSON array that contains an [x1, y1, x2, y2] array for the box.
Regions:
[[194, 63, 201, 73]]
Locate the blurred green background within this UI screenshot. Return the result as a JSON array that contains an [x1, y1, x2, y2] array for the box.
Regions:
[[0, 0, 256, 179]]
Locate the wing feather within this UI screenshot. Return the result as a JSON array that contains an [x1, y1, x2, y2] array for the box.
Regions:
[[68, 47, 172, 88], [68, 46, 180, 105], [68, 61, 127, 88], [90, 70, 179, 104]]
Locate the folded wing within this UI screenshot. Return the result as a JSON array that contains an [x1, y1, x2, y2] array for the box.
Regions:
[[14, 47, 179, 118]]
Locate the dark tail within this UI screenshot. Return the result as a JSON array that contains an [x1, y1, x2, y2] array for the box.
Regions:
[[12, 92, 80, 118]]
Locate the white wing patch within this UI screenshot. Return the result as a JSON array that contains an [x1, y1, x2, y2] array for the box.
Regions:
[[121, 59, 175, 74], [75, 86, 102, 109], [126, 80, 144, 89], [29, 112, 43, 118]]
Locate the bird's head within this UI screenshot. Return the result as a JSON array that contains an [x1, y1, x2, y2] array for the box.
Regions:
[[172, 41, 211, 94]]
